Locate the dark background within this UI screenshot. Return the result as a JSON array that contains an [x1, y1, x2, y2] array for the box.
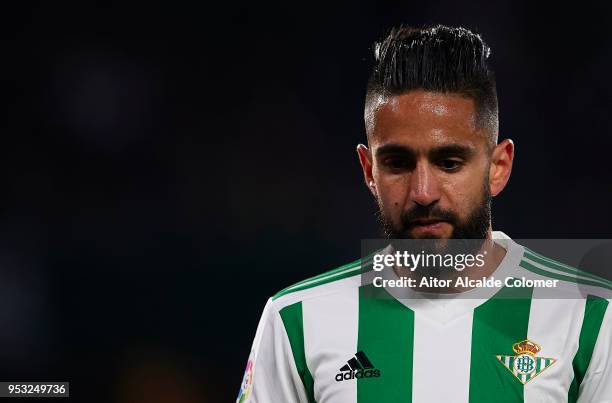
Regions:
[[2, 1, 612, 402]]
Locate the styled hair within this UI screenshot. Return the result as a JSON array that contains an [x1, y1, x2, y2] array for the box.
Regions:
[[365, 25, 498, 144]]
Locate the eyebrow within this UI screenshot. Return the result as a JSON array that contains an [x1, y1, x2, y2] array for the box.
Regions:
[[375, 143, 476, 159]]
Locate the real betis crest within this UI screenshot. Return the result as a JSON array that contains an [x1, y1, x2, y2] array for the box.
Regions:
[[496, 340, 556, 384]]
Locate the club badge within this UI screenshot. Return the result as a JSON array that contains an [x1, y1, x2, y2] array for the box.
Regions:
[[496, 340, 556, 384]]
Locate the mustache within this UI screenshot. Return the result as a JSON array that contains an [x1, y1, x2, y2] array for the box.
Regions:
[[400, 205, 459, 229]]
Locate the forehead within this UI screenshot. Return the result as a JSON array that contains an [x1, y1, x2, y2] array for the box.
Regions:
[[368, 90, 485, 149]]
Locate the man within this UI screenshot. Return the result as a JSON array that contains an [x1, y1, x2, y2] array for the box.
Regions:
[[236, 25, 612, 402]]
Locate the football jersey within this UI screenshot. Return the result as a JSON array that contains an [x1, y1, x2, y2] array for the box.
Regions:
[[236, 232, 612, 402]]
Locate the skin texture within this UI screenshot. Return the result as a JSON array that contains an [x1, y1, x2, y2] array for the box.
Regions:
[[357, 90, 515, 289]]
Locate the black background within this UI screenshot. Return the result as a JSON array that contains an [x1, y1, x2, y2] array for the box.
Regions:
[[2, 1, 612, 402]]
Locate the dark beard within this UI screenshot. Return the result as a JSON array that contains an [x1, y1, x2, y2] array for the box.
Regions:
[[376, 180, 492, 258]]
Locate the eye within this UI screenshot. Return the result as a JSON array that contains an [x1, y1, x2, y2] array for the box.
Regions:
[[439, 159, 462, 171], [384, 157, 410, 171]]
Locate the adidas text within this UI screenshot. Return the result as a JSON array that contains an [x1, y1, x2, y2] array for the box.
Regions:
[[335, 369, 381, 382]]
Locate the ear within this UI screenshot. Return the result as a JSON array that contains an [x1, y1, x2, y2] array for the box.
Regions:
[[357, 144, 377, 197], [489, 138, 514, 197]]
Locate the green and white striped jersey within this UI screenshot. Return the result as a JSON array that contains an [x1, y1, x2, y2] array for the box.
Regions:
[[237, 232, 612, 402]]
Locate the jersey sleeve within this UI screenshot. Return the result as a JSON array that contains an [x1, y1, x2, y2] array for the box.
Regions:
[[236, 298, 309, 403], [577, 299, 612, 403]]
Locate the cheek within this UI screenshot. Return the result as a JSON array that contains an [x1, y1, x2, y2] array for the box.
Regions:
[[374, 175, 408, 219], [441, 172, 486, 216]]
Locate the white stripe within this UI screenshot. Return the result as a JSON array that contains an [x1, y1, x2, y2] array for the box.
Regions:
[[524, 287, 587, 402], [302, 287, 358, 402], [412, 308, 473, 402]]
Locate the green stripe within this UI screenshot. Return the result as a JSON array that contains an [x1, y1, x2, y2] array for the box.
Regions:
[[273, 251, 382, 300], [357, 284, 413, 402], [568, 295, 609, 403], [469, 283, 533, 402], [519, 260, 612, 291], [276, 258, 362, 293], [279, 302, 316, 403], [273, 260, 373, 300], [523, 248, 612, 288]]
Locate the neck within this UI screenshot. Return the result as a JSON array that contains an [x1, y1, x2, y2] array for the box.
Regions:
[[393, 230, 507, 293]]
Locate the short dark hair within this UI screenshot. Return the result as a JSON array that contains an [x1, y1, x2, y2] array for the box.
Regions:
[[365, 25, 498, 145]]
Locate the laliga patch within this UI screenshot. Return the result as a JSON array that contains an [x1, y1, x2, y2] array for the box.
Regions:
[[237, 354, 254, 402], [496, 340, 556, 384]]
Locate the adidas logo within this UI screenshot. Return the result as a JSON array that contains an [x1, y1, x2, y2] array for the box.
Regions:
[[335, 351, 381, 382]]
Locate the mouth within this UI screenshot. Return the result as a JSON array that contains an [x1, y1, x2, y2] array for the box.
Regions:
[[410, 218, 446, 227], [408, 219, 449, 236]]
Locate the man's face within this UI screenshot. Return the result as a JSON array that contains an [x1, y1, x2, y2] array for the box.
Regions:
[[359, 90, 493, 240]]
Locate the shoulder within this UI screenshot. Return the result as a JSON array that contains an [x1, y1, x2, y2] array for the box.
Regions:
[[267, 255, 373, 313], [517, 245, 612, 299]]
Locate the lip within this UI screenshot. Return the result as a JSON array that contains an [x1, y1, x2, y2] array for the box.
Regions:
[[409, 220, 448, 235], [411, 219, 445, 226]]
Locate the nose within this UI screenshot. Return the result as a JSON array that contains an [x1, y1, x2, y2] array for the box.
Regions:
[[408, 161, 441, 206]]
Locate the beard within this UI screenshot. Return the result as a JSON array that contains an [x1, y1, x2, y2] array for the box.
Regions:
[[376, 180, 492, 258]]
